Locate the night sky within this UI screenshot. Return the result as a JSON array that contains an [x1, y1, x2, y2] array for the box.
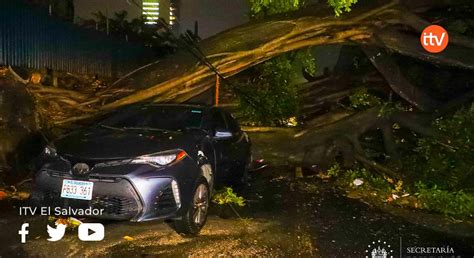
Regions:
[[73, 0, 249, 38]]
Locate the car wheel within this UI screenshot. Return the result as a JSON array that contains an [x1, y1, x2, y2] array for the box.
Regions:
[[173, 177, 210, 236]]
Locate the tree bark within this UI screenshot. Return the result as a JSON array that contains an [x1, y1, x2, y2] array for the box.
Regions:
[[363, 47, 439, 111]]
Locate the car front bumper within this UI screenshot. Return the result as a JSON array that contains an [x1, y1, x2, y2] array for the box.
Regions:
[[31, 157, 199, 222]]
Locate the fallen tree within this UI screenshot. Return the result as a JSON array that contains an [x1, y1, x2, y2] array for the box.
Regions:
[[2, 0, 471, 184], [249, 86, 474, 181], [25, 0, 473, 127]]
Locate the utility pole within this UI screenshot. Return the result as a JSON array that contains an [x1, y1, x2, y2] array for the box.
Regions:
[[215, 74, 220, 106], [194, 21, 199, 38]]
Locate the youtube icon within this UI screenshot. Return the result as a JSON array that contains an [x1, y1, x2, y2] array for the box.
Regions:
[[78, 223, 104, 242]]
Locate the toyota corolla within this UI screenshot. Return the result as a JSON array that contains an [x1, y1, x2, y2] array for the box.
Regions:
[[31, 104, 251, 235]]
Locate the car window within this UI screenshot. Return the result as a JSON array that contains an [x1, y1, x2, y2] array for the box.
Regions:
[[101, 106, 203, 131], [223, 111, 240, 132], [211, 110, 226, 130]]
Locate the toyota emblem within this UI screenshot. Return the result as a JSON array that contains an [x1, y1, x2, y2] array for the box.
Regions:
[[72, 163, 90, 175]]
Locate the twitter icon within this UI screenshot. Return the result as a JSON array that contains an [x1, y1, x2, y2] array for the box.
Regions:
[[47, 223, 67, 242]]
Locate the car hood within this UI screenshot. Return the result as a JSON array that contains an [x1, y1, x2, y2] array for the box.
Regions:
[[55, 127, 197, 160]]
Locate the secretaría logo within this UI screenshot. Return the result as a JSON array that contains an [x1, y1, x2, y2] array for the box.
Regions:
[[365, 239, 394, 258], [420, 25, 449, 53], [406, 246, 455, 255]]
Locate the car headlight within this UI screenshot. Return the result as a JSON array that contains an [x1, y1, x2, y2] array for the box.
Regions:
[[44, 145, 57, 157], [131, 150, 187, 167]]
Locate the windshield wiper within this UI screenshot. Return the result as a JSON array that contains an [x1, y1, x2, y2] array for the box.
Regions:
[[183, 127, 204, 132], [121, 127, 171, 132], [99, 124, 125, 131]]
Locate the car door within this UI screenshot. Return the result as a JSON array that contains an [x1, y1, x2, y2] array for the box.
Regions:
[[222, 110, 249, 166], [210, 109, 232, 178]]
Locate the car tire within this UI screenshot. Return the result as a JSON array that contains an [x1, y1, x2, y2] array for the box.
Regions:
[[173, 177, 210, 236]]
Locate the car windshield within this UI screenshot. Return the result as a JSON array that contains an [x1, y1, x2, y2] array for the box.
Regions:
[[100, 106, 204, 132]]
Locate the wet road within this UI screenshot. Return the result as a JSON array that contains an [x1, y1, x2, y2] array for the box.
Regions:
[[1, 166, 473, 257]]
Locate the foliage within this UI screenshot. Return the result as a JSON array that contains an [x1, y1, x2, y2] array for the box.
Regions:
[[328, 163, 391, 192], [48, 216, 82, 230], [327, 163, 342, 177], [247, 0, 359, 17], [212, 187, 246, 207], [246, 0, 357, 126], [247, 0, 302, 18], [415, 182, 474, 218], [377, 101, 408, 118], [328, 161, 474, 217], [403, 104, 474, 191], [377, 102, 397, 118], [297, 50, 317, 77], [237, 48, 318, 125], [237, 55, 301, 125], [348, 88, 381, 110], [78, 11, 176, 55], [328, 0, 359, 16], [346, 167, 391, 191], [331, 104, 474, 217]]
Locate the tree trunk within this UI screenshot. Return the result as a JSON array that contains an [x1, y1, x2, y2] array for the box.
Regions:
[[30, 0, 472, 126]]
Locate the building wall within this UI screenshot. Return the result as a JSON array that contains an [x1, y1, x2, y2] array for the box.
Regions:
[[142, 0, 160, 24], [142, 0, 178, 30]]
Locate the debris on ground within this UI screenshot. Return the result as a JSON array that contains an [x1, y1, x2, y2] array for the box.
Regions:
[[353, 178, 364, 186], [295, 167, 304, 178], [0, 190, 7, 200], [0, 184, 31, 201], [48, 216, 82, 230]]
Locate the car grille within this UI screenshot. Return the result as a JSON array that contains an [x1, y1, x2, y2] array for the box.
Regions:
[[91, 195, 138, 218], [45, 169, 122, 182], [45, 169, 71, 178], [154, 184, 178, 216]]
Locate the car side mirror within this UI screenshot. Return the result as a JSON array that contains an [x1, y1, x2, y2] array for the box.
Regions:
[[213, 128, 233, 140]]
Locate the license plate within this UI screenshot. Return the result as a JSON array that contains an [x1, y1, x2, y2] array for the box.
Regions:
[[61, 179, 94, 200]]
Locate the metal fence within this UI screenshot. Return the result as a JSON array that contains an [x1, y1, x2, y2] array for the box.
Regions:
[[0, 0, 154, 77]]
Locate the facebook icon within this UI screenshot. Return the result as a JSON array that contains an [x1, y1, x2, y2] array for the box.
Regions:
[[18, 223, 29, 243]]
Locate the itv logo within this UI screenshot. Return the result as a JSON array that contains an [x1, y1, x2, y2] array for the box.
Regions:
[[420, 25, 449, 53]]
